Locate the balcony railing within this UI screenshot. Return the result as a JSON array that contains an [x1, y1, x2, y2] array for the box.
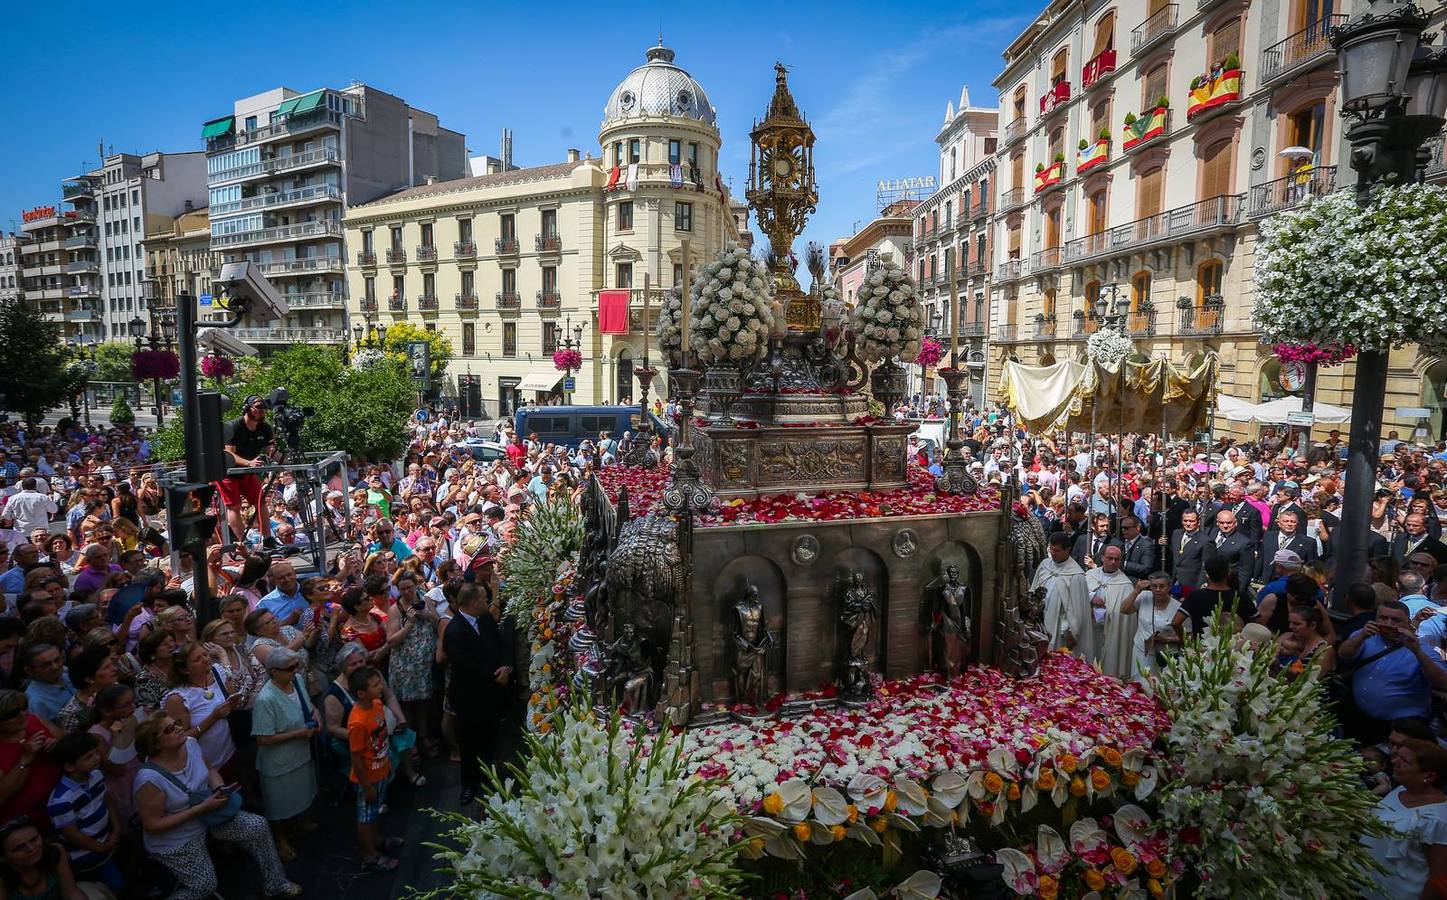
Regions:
[[1073, 316, 1101, 339], [359, 297, 378, 313], [1426, 134, 1447, 181], [969, 259, 989, 276], [1030, 246, 1063, 273], [282, 291, 346, 309], [496, 291, 520, 309], [418, 294, 438, 311], [999, 187, 1026, 212], [535, 233, 562, 252], [456, 292, 478, 310], [231, 327, 346, 344], [1002, 118, 1028, 146], [995, 324, 1018, 342], [1061, 194, 1243, 264], [69, 210, 95, 224], [64, 234, 95, 250], [1131, 3, 1178, 56], [1127, 310, 1156, 336], [416, 245, 438, 263], [454, 240, 476, 258], [1261, 16, 1347, 85], [207, 147, 340, 184], [971, 199, 989, 220], [208, 109, 344, 151], [954, 322, 986, 338], [496, 237, 519, 255], [1039, 81, 1072, 117], [537, 290, 561, 308], [1177, 302, 1224, 336], [996, 258, 1028, 281], [66, 285, 98, 298], [387, 293, 406, 312], [1083, 48, 1118, 90], [256, 257, 344, 276], [209, 184, 341, 216], [385, 248, 407, 264], [1247, 166, 1338, 218], [210, 220, 341, 248], [356, 251, 377, 266], [62, 182, 92, 200], [1033, 317, 1058, 340], [65, 260, 98, 274]]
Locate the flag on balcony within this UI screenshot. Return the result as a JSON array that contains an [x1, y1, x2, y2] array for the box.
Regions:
[[598, 290, 631, 334], [1076, 139, 1109, 174], [1033, 162, 1063, 193], [1122, 107, 1167, 151], [669, 164, 684, 188], [1188, 69, 1243, 118], [626, 163, 639, 192], [606, 166, 621, 191]]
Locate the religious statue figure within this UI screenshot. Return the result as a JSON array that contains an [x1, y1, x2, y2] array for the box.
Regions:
[[998, 499, 1052, 678], [840, 571, 879, 700], [605, 623, 655, 714], [731, 582, 774, 706], [929, 564, 972, 678]]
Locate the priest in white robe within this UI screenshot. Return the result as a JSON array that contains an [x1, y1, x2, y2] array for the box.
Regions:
[[1086, 544, 1138, 679], [1030, 532, 1093, 662]]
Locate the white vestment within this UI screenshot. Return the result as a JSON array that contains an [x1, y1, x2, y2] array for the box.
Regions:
[[1030, 555, 1092, 662], [1085, 567, 1137, 679]]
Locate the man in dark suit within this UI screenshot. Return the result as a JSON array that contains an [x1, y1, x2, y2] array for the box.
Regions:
[[1204, 508, 1256, 590], [443, 582, 513, 807], [1165, 509, 1207, 588], [1223, 486, 1264, 545], [1256, 509, 1321, 582], [1117, 515, 1157, 581], [1195, 482, 1224, 533], [1051, 502, 1088, 542], [1161, 479, 1193, 542], [1393, 513, 1447, 566], [1270, 482, 1306, 525], [1072, 513, 1122, 570]]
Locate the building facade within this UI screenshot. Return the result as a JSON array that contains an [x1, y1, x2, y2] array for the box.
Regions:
[[912, 88, 998, 407], [141, 205, 218, 321], [342, 45, 743, 416], [201, 84, 466, 349], [0, 233, 26, 306], [986, 0, 1447, 439], [60, 152, 207, 342], [19, 205, 94, 345]]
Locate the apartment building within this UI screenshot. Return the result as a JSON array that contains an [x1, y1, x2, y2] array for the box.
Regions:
[[19, 204, 95, 345], [201, 84, 466, 349], [987, 0, 1447, 438], [342, 45, 743, 415], [0, 233, 26, 306], [912, 87, 998, 407], [830, 201, 921, 389], [60, 152, 207, 341], [141, 205, 218, 321]]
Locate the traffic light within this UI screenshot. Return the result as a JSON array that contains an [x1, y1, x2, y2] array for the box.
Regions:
[[166, 482, 217, 549], [196, 392, 232, 484]]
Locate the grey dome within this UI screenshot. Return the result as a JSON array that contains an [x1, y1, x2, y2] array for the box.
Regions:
[[602, 45, 717, 128]]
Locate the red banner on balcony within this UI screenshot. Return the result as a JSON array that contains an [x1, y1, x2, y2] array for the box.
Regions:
[[598, 290, 630, 334], [1082, 49, 1117, 89]]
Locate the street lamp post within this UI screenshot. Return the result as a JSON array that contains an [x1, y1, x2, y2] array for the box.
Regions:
[[1093, 286, 1130, 532], [558, 317, 585, 402], [130, 311, 176, 427], [923, 308, 942, 406], [1329, 2, 1447, 600]]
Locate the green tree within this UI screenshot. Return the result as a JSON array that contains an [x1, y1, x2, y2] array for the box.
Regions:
[[91, 341, 138, 384], [109, 395, 135, 426], [379, 322, 453, 380], [0, 302, 87, 426]]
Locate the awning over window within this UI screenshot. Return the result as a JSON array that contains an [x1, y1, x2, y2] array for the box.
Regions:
[[290, 90, 324, 115], [517, 373, 563, 392], [274, 96, 302, 117], [200, 116, 234, 139]]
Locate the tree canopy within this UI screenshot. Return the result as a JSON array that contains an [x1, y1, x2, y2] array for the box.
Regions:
[[0, 302, 87, 426], [378, 322, 453, 380], [91, 341, 138, 384]]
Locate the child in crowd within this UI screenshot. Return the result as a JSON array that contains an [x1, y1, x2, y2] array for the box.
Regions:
[[45, 730, 123, 892], [348, 665, 403, 873]]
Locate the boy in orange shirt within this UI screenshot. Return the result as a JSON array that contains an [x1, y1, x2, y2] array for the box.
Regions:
[[348, 665, 403, 872]]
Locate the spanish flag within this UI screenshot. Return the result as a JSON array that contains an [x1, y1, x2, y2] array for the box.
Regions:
[[1076, 140, 1110, 174], [1188, 69, 1243, 118], [1033, 161, 1064, 193], [1123, 108, 1167, 151]]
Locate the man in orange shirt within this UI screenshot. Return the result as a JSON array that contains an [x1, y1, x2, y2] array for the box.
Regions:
[[348, 666, 403, 872]]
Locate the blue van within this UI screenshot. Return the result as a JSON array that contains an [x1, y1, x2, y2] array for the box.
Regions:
[[513, 405, 670, 449]]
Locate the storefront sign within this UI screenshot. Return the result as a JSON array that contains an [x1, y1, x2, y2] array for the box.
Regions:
[[21, 206, 56, 223]]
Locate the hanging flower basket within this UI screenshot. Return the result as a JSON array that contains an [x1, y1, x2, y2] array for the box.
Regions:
[[1272, 342, 1356, 367], [131, 349, 180, 381], [552, 348, 583, 372], [200, 354, 235, 378], [1254, 184, 1447, 356], [916, 336, 943, 369]]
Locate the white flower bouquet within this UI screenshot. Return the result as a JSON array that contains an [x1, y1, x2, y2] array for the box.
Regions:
[[424, 698, 747, 899], [1152, 611, 1384, 898], [1085, 328, 1133, 368], [1254, 183, 1447, 357], [689, 243, 774, 364], [658, 286, 685, 354], [849, 257, 923, 363]]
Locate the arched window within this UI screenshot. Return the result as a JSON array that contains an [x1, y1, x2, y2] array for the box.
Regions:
[[1084, 279, 1102, 310], [1093, 11, 1116, 56], [1284, 101, 1329, 173], [1201, 139, 1234, 200], [1051, 47, 1069, 86], [1197, 260, 1223, 304], [1131, 271, 1152, 309]]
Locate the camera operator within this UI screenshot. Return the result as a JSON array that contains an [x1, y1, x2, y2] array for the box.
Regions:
[[218, 395, 277, 550]]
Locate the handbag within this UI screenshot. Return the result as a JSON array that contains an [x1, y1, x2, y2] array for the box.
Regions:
[[142, 762, 241, 827]]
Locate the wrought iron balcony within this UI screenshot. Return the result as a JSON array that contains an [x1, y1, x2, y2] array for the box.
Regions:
[[387, 292, 406, 312], [971, 198, 989, 220], [1177, 300, 1224, 336], [209, 184, 341, 216], [416, 245, 437, 263], [284, 292, 346, 309], [537, 290, 561, 308], [1073, 315, 1101, 340], [418, 294, 438, 311], [1002, 118, 1028, 147], [456, 292, 478, 310], [496, 291, 520, 309], [1127, 309, 1156, 336], [495, 237, 519, 255], [385, 248, 406, 264], [1061, 194, 1243, 264], [356, 250, 377, 266], [535, 233, 562, 253], [1247, 166, 1338, 218], [454, 240, 476, 258], [1261, 16, 1347, 86], [1033, 317, 1058, 340], [999, 187, 1026, 212], [970, 258, 989, 276], [954, 322, 986, 338], [1131, 4, 1178, 56], [995, 324, 1018, 342], [359, 297, 378, 313], [1030, 246, 1063, 273], [996, 258, 1028, 282]]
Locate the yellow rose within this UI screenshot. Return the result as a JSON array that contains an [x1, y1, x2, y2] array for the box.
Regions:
[[529, 692, 542, 705], [982, 772, 1005, 794], [883, 790, 898, 813], [1038, 874, 1059, 900], [541, 663, 551, 674], [1059, 753, 1078, 774], [1084, 869, 1106, 891], [792, 823, 812, 843], [1121, 770, 1141, 787], [1099, 746, 1123, 767], [830, 825, 847, 841], [1146, 859, 1167, 879], [1069, 776, 1087, 797], [870, 816, 888, 833], [762, 793, 784, 816], [1112, 847, 1138, 875], [538, 721, 551, 734], [1007, 782, 1021, 801], [1148, 878, 1164, 898], [1090, 768, 1112, 792], [846, 803, 859, 824], [1035, 770, 1057, 791]]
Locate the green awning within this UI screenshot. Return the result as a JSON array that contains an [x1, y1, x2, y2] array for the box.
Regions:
[[201, 116, 234, 139], [290, 90, 324, 115], [274, 96, 302, 117]]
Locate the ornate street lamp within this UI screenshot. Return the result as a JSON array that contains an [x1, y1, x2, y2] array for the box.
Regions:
[[1330, 1, 1447, 599], [130, 312, 174, 427]]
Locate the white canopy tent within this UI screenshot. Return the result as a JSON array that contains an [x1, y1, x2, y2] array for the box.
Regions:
[[1218, 395, 1352, 425]]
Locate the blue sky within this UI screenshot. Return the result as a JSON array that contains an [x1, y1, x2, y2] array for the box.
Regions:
[[0, 1, 1027, 272]]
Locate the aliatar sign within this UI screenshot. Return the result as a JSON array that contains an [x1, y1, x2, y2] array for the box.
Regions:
[[21, 206, 56, 223]]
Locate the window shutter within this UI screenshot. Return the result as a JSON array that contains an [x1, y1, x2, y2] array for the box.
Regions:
[[1201, 141, 1231, 199], [1213, 19, 1242, 63], [1138, 168, 1164, 218]]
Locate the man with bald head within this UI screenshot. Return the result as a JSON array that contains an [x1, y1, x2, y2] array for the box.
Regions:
[[1087, 544, 1137, 679], [1205, 509, 1256, 594], [258, 560, 306, 626]]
